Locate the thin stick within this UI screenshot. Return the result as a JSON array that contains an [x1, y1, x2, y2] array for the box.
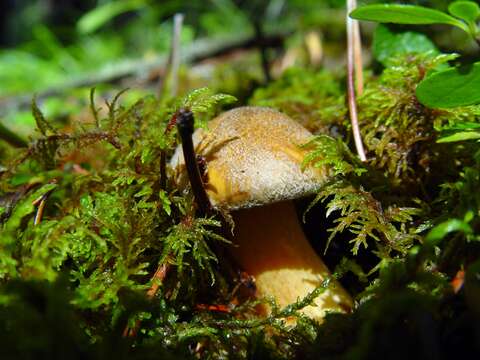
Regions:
[[351, 1, 364, 96], [32, 185, 56, 225], [176, 109, 212, 217], [146, 263, 169, 298], [347, 0, 367, 162], [158, 13, 184, 98], [33, 195, 47, 225]]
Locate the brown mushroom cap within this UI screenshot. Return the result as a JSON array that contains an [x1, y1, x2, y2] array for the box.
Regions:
[[170, 106, 328, 209]]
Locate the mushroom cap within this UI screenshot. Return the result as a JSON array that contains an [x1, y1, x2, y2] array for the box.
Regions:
[[170, 106, 329, 210]]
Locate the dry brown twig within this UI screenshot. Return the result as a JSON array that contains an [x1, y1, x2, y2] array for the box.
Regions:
[[32, 183, 57, 225]]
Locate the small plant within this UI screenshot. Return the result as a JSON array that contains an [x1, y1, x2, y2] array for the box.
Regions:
[[351, 1, 480, 109]]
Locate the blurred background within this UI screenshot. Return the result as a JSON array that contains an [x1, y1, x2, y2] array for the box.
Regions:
[[0, 0, 463, 138]]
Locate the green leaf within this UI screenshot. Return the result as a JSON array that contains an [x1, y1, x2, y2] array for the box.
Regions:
[[425, 218, 472, 247], [416, 62, 480, 108], [373, 25, 438, 66], [448, 1, 480, 24], [441, 122, 480, 131], [437, 131, 480, 143], [350, 4, 468, 32], [77, 0, 147, 35]]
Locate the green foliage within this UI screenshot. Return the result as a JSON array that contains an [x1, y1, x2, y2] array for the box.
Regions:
[[302, 135, 366, 178], [181, 87, 237, 126], [350, 4, 469, 32], [160, 217, 228, 284], [1, 87, 340, 358], [416, 62, 480, 108], [352, 2, 480, 109], [426, 217, 473, 246], [431, 149, 480, 247], [250, 68, 346, 134], [448, 1, 480, 29], [373, 25, 438, 66], [311, 180, 420, 258], [4, 2, 480, 355], [77, 0, 148, 35], [437, 121, 480, 143], [356, 53, 480, 188]]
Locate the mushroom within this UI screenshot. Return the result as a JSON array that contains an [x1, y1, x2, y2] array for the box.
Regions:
[[171, 106, 353, 321]]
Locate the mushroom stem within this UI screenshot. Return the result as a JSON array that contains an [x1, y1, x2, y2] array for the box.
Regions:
[[230, 200, 352, 321]]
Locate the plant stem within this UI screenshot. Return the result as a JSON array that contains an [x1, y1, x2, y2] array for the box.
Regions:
[[176, 109, 212, 216], [352, 2, 364, 96], [146, 263, 170, 298], [346, 0, 367, 162]]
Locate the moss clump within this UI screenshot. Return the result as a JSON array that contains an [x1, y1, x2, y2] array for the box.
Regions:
[[1, 50, 480, 358]]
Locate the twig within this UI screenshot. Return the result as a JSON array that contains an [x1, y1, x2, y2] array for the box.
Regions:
[[346, 0, 367, 162], [158, 14, 184, 98], [33, 195, 48, 225], [146, 263, 170, 298], [32, 185, 56, 225], [176, 109, 212, 217]]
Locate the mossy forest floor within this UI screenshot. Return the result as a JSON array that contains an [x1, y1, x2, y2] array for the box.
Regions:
[[1, 2, 480, 359]]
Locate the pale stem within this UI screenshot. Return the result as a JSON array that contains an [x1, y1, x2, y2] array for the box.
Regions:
[[347, 0, 367, 162], [352, 4, 364, 95], [158, 13, 184, 98]]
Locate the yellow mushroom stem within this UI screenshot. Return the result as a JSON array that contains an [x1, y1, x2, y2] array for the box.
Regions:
[[230, 200, 353, 321]]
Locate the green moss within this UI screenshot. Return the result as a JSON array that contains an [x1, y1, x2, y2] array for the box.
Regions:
[[2, 51, 480, 358], [250, 67, 346, 134]]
